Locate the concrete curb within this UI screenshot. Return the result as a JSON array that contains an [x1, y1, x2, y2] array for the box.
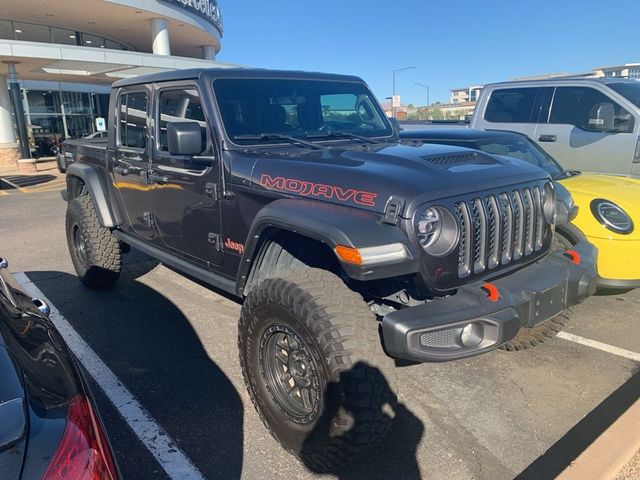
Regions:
[[557, 399, 640, 480]]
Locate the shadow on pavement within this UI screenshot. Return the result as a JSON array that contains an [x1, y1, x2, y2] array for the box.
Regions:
[[25, 264, 244, 480], [0, 174, 56, 189], [301, 362, 424, 480], [516, 368, 640, 479]]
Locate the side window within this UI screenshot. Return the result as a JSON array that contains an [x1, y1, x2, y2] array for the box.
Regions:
[[118, 91, 148, 149], [157, 88, 206, 153], [484, 88, 539, 123], [549, 86, 632, 131]]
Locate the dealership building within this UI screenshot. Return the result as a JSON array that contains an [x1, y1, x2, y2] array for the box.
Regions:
[[0, 0, 231, 166]]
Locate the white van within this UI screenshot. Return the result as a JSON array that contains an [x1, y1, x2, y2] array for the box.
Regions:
[[471, 78, 640, 177]]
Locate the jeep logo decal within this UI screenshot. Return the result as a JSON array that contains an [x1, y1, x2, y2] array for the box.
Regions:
[[260, 174, 377, 207]]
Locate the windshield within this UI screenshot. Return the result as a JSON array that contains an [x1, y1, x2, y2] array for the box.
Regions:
[[609, 81, 640, 109], [213, 78, 393, 146], [473, 136, 565, 178]]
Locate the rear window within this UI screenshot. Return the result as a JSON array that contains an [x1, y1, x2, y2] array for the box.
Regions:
[[484, 88, 539, 123], [118, 91, 148, 149]]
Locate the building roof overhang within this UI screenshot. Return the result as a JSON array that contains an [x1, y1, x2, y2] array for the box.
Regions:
[[0, 39, 239, 85]]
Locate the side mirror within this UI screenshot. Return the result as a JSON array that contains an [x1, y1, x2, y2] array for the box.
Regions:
[[587, 103, 615, 131], [167, 121, 204, 156]]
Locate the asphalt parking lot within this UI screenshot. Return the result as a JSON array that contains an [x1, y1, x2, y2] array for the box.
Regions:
[[1, 187, 639, 480]]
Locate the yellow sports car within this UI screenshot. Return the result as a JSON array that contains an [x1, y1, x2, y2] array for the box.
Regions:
[[399, 128, 640, 291]]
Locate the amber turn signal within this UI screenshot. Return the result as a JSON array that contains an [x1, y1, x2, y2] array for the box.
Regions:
[[334, 245, 363, 265]]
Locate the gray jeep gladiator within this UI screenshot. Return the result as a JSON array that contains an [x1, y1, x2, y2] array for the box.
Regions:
[[61, 68, 598, 467]]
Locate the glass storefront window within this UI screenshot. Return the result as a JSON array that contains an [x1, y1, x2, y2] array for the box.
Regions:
[[26, 90, 62, 114], [63, 92, 92, 115], [0, 20, 12, 40], [105, 39, 127, 50], [66, 115, 95, 139], [0, 19, 132, 51], [81, 33, 105, 48], [13, 21, 51, 43], [52, 27, 78, 45], [29, 115, 65, 157], [22, 88, 112, 149]]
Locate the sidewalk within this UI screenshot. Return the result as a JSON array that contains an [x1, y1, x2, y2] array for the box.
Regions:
[[615, 448, 640, 480], [557, 398, 640, 480]]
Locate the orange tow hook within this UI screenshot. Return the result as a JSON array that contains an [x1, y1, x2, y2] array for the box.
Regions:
[[482, 282, 500, 302]]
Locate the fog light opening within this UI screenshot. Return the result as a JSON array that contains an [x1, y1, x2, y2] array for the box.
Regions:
[[458, 323, 484, 348]]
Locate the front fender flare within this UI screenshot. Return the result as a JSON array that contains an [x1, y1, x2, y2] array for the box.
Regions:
[[66, 163, 121, 228], [236, 198, 421, 295]]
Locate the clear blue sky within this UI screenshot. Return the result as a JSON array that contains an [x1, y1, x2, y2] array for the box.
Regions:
[[216, 0, 640, 106]]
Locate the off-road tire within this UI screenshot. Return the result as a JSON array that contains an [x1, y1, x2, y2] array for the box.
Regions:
[[502, 310, 571, 351], [66, 195, 121, 289], [238, 267, 397, 471]]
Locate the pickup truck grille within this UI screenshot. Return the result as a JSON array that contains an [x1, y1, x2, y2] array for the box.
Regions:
[[454, 185, 547, 279]]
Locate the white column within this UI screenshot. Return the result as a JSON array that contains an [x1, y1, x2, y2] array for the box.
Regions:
[[0, 74, 16, 144], [150, 18, 171, 56], [201, 45, 216, 61]]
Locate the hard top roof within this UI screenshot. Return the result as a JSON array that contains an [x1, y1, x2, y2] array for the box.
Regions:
[[112, 68, 365, 89]]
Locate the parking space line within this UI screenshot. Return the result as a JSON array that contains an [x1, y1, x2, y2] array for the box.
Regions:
[[557, 331, 640, 362], [14, 272, 206, 480], [0, 189, 8, 196]]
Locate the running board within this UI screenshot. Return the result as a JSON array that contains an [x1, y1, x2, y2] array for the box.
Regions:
[[114, 231, 237, 296]]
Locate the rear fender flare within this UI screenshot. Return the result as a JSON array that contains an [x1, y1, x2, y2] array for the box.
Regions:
[[66, 163, 121, 228]]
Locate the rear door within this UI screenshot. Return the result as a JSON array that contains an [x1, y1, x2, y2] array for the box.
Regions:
[[475, 86, 546, 141], [150, 83, 223, 267], [535, 85, 637, 175], [111, 88, 154, 238]]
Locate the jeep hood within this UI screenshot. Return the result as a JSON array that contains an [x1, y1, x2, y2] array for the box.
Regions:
[[249, 143, 550, 216]]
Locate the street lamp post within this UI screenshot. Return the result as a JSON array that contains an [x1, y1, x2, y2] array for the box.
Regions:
[[414, 82, 430, 120], [392, 66, 415, 118]]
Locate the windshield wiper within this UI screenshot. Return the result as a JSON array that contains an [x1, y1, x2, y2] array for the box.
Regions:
[[305, 131, 381, 144], [233, 133, 324, 150]]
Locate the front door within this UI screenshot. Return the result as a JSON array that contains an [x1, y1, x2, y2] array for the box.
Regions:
[[112, 88, 154, 238], [535, 86, 638, 176], [150, 84, 223, 267]]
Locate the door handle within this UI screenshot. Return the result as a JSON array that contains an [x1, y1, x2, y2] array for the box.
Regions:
[[147, 172, 169, 184], [113, 165, 130, 175], [538, 134, 557, 143]]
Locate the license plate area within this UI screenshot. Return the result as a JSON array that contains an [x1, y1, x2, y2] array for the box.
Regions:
[[528, 281, 567, 327]]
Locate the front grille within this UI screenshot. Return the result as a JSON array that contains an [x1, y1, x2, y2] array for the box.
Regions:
[[455, 185, 547, 279]]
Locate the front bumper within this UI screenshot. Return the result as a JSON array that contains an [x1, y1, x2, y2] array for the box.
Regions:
[[381, 240, 598, 362]]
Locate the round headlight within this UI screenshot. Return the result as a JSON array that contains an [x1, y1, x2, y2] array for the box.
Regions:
[[590, 199, 634, 234], [543, 182, 557, 224], [416, 206, 459, 256]]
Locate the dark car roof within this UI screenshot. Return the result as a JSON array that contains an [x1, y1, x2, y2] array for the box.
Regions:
[[400, 127, 523, 142], [112, 68, 365, 89]]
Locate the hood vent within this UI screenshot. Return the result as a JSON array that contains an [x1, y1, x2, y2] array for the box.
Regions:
[[422, 152, 496, 170]]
